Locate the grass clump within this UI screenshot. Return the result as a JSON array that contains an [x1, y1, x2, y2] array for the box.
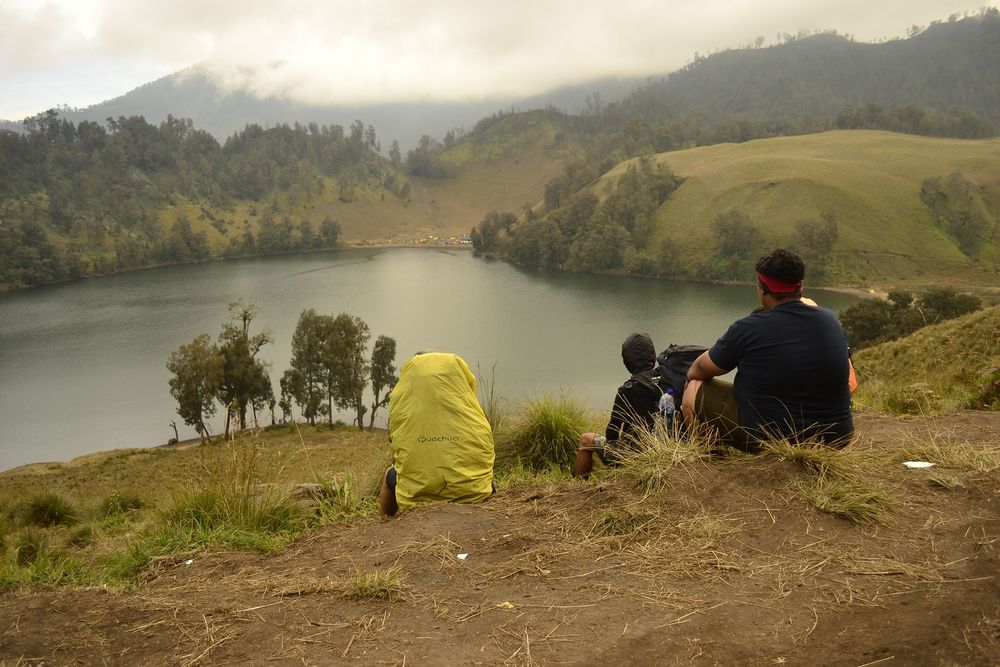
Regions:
[[477, 361, 510, 435], [611, 422, 710, 493], [595, 508, 654, 536], [99, 490, 144, 518], [314, 472, 377, 524], [495, 393, 593, 471], [493, 461, 571, 490], [14, 528, 47, 566], [802, 475, 894, 525], [66, 524, 95, 548], [348, 568, 406, 600], [899, 438, 1000, 473], [141, 434, 305, 558], [21, 492, 78, 527], [761, 438, 857, 477]]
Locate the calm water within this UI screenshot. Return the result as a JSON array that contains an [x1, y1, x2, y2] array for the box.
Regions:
[[0, 249, 857, 470]]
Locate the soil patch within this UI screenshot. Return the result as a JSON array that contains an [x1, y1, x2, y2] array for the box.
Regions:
[[3, 412, 999, 666]]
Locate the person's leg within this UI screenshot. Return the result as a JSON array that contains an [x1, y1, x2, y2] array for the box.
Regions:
[[378, 466, 399, 517], [575, 432, 599, 479], [683, 379, 749, 451]]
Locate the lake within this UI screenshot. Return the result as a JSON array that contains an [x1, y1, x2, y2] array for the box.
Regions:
[[0, 248, 858, 471]]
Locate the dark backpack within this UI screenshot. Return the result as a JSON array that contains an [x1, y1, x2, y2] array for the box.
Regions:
[[652, 344, 708, 399]]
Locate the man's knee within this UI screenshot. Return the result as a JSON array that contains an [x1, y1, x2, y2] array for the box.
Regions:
[[682, 380, 702, 422]]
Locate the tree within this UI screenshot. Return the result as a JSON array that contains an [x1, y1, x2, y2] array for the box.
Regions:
[[388, 140, 402, 167], [283, 309, 329, 425], [792, 212, 838, 279], [368, 335, 398, 428], [713, 209, 759, 261], [919, 288, 981, 322], [320, 217, 341, 246], [322, 313, 371, 428], [470, 210, 517, 254], [839, 298, 894, 349], [565, 211, 630, 271], [216, 300, 273, 435], [166, 333, 223, 443], [712, 208, 760, 279]]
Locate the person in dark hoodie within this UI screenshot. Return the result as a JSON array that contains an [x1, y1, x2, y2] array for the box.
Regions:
[[574, 333, 662, 479]]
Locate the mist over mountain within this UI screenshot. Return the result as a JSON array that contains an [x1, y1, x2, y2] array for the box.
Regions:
[[42, 70, 646, 150], [4, 12, 996, 147]]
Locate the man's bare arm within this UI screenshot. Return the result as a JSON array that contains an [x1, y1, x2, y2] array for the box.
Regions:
[[687, 350, 728, 381]]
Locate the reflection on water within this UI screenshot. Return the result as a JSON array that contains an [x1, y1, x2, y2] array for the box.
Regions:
[[0, 249, 857, 470]]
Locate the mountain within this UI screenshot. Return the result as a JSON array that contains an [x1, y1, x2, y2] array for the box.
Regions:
[[53, 68, 645, 150], [8, 13, 996, 149], [619, 12, 1000, 124]]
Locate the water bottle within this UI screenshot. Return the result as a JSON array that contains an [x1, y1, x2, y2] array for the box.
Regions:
[[658, 387, 675, 431]]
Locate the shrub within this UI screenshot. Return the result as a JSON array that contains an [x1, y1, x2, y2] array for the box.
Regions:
[[496, 393, 593, 471], [22, 493, 77, 527]]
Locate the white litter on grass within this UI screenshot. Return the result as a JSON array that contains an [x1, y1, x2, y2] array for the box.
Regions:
[[456, 553, 469, 561], [903, 461, 936, 469], [184, 559, 194, 565]]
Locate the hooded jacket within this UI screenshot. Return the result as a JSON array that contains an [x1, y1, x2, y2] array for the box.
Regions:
[[605, 333, 660, 444]]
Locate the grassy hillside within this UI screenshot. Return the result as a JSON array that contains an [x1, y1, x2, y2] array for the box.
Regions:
[[630, 130, 1000, 288], [853, 304, 1000, 413]]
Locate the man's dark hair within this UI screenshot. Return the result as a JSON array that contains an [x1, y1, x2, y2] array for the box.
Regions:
[[755, 248, 805, 287]]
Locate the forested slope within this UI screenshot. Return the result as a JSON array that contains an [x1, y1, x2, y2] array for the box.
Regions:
[[0, 110, 567, 290]]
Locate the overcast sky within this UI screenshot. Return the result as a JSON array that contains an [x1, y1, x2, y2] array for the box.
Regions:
[[0, 0, 991, 120]]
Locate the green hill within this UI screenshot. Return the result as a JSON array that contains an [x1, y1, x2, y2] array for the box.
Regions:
[[622, 130, 1000, 288]]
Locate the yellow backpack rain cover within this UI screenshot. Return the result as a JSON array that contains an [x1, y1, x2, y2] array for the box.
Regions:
[[389, 352, 495, 511]]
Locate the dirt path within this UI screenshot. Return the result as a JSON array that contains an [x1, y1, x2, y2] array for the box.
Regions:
[[2, 413, 999, 666]]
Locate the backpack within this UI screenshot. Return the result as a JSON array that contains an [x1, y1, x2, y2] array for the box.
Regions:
[[652, 344, 708, 400]]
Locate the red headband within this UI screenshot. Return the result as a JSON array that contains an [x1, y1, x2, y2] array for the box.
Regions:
[[758, 272, 802, 294]]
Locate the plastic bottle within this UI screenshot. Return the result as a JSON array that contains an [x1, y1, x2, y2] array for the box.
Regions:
[[658, 387, 675, 431]]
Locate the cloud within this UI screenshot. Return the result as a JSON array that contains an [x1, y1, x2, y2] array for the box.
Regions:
[[1, 0, 992, 116]]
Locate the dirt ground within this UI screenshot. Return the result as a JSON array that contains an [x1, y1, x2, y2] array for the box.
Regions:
[[2, 412, 999, 666]]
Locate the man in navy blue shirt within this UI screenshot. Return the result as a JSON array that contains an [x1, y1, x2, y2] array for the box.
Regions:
[[682, 248, 853, 450]]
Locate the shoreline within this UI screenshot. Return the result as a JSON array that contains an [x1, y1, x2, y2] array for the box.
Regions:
[[0, 243, 966, 299]]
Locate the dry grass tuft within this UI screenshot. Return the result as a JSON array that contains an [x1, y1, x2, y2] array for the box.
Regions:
[[594, 508, 654, 536], [347, 568, 407, 601], [898, 438, 1000, 473], [760, 438, 861, 477], [802, 474, 895, 525], [610, 422, 711, 494]]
